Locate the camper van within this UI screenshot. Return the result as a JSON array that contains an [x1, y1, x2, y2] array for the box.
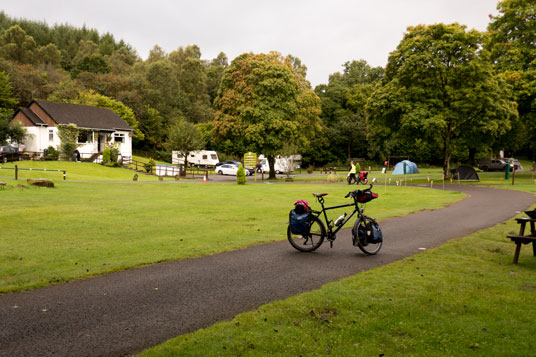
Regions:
[[257, 155, 301, 173], [172, 150, 219, 167]]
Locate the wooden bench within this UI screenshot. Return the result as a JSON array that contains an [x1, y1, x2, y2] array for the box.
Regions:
[[507, 217, 536, 264]]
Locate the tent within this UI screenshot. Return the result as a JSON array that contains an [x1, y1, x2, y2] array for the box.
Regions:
[[451, 165, 479, 181], [392, 160, 419, 175]]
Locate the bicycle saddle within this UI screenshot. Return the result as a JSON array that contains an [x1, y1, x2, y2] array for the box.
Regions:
[[312, 193, 328, 197]]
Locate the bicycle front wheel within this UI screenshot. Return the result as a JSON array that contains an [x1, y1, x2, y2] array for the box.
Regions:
[[354, 216, 382, 255], [287, 215, 326, 252]]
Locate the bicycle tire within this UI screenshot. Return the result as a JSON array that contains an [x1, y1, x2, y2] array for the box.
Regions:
[[287, 215, 326, 252], [353, 216, 382, 255]]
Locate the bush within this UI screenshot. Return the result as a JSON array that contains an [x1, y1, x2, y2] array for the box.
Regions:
[[102, 148, 111, 164], [144, 159, 155, 173], [110, 147, 119, 163], [236, 165, 246, 185], [44, 146, 59, 161]]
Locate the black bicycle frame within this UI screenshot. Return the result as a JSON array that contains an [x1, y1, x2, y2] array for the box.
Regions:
[[311, 196, 362, 239]]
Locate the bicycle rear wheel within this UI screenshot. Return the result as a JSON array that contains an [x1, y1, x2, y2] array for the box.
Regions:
[[287, 215, 326, 252], [353, 216, 382, 255]]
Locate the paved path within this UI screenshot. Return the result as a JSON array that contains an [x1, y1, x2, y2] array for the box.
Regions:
[[1, 186, 534, 356]]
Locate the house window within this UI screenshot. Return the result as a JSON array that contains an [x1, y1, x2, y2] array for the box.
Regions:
[[49, 129, 54, 141], [77, 131, 88, 143], [114, 133, 125, 143]]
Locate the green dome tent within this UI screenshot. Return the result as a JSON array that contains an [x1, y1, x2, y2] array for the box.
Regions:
[[392, 160, 419, 175], [451, 165, 479, 181]]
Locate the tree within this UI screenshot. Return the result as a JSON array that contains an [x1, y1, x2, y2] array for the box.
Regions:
[[213, 52, 322, 179], [311, 60, 382, 165], [0, 71, 26, 144], [367, 23, 518, 177], [165, 119, 205, 169], [487, 0, 536, 157], [0, 25, 37, 64]]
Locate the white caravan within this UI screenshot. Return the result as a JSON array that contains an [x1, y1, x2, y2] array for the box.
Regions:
[[257, 155, 301, 173], [172, 150, 219, 167]]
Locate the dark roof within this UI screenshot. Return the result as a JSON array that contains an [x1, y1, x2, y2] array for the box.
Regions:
[[19, 107, 46, 125], [34, 100, 133, 131]]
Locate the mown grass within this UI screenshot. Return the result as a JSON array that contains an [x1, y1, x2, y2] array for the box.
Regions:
[[141, 203, 536, 356], [0, 180, 462, 293], [0, 160, 169, 181]]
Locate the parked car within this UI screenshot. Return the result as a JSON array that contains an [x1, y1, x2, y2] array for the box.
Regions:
[[0, 145, 22, 163], [477, 158, 510, 171], [215, 160, 254, 175], [215, 160, 242, 167], [215, 164, 251, 176]]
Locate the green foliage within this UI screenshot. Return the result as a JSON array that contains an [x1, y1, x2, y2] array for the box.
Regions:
[[0, 71, 26, 144], [368, 23, 518, 177], [102, 147, 111, 164], [236, 165, 246, 184], [110, 147, 119, 163], [213, 52, 322, 178], [144, 159, 155, 173], [0, 25, 36, 64], [57, 124, 79, 160], [44, 146, 59, 160], [487, 0, 536, 157], [165, 119, 205, 167], [72, 90, 144, 142], [307, 60, 382, 166]]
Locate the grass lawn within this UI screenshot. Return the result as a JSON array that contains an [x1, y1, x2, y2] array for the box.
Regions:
[[141, 202, 536, 356], [0, 160, 170, 181], [0, 180, 462, 293]]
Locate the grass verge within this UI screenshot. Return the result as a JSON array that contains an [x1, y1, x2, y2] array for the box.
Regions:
[[141, 203, 536, 356], [0, 182, 462, 293]]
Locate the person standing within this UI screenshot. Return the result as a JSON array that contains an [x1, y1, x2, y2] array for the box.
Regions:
[[348, 160, 357, 184]]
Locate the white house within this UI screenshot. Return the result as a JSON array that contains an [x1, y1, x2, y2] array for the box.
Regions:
[[11, 100, 133, 162]]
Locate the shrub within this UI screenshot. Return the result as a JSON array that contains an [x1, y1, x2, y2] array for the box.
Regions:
[[144, 159, 155, 173], [44, 146, 59, 161], [236, 165, 246, 185], [110, 147, 119, 163], [102, 148, 111, 164]]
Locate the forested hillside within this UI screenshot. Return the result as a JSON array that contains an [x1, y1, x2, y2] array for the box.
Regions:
[[0, 11, 227, 159]]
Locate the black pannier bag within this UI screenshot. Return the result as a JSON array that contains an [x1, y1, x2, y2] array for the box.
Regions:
[[289, 209, 310, 235], [354, 218, 382, 246], [363, 220, 382, 244]]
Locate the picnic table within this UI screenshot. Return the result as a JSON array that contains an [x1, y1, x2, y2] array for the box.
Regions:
[[507, 217, 536, 264]]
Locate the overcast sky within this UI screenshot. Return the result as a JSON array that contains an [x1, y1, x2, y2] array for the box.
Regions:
[[2, 0, 500, 86]]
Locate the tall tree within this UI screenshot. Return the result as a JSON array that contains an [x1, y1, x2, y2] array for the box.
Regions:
[[311, 59, 382, 165], [165, 119, 205, 168], [213, 52, 321, 178], [0, 25, 37, 64], [368, 23, 518, 177], [487, 0, 536, 157], [0, 71, 25, 144]]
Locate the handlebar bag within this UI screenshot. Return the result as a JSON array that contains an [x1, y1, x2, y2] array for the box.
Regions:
[[357, 190, 378, 203], [289, 209, 310, 235]]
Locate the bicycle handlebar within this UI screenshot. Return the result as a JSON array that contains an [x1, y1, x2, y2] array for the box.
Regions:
[[345, 183, 374, 199]]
